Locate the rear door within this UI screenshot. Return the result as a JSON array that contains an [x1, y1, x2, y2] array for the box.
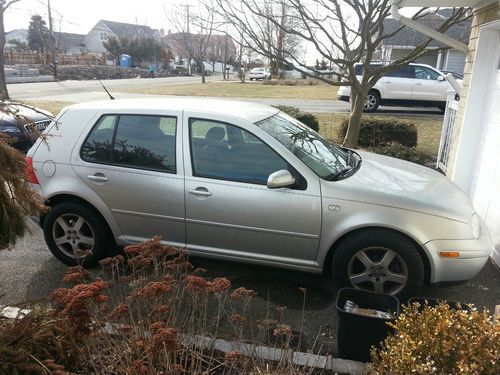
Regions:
[[71, 112, 186, 247], [412, 65, 448, 102], [183, 113, 322, 268], [379, 65, 414, 100]]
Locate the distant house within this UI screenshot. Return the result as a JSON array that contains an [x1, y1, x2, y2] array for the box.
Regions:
[[5, 29, 29, 48], [85, 20, 167, 54], [54, 32, 86, 54], [377, 9, 472, 74]]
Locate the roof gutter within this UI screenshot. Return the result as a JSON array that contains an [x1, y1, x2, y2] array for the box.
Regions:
[[390, 1, 469, 53]]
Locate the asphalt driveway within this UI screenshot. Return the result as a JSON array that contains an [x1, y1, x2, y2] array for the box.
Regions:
[[1, 222, 498, 355]]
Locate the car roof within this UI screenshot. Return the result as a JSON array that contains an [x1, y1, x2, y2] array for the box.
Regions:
[[65, 98, 280, 123]]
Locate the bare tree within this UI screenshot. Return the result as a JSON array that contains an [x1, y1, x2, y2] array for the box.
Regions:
[[165, 4, 215, 83], [0, 0, 21, 99], [215, 0, 471, 147]]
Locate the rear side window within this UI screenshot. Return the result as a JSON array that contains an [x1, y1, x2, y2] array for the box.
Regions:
[[81, 114, 177, 173], [385, 65, 412, 78]]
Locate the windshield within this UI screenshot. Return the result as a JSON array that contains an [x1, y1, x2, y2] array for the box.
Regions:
[[255, 112, 360, 180]]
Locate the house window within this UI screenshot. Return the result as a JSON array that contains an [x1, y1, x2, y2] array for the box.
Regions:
[[99, 32, 108, 41]]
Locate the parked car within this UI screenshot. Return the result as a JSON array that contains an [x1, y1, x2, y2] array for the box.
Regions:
[[249, 67, 271, 80], [27, 98, 492, 298], [0, 104, 53, 152], [337, 63, 463, 112]]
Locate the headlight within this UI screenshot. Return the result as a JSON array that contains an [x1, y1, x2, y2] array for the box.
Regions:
[[471, 213, 481, 239]]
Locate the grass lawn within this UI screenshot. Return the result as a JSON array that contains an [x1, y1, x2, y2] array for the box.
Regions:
[[22, 100, 74, 116], [317, 113, 443, 156], [116, 81, 339, 100]]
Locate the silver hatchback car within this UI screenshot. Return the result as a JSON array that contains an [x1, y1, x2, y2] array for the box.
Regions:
[[27, 98, 492, 297]]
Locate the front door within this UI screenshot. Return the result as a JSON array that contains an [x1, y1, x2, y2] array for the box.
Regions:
[[412, 65, 448, 102], [183, 115, 322, 268], [72, 113, 186, 247]]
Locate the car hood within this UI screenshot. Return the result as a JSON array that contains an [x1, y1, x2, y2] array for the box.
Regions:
[[323, 150, 474, 223]]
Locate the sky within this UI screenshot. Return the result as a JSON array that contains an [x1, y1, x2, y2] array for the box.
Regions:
[[5, 0, 196, 34]]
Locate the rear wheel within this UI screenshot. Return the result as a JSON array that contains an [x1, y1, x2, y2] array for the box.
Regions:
[[363, 90, 380, 113], [332, 229, 424, 299], [43, 202, 110, 267]]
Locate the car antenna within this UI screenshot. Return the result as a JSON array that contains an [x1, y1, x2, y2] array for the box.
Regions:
[[98, 80, 115, 100]]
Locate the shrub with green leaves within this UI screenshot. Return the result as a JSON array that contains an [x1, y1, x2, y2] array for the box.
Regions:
[[273, 105, 320, 132], [370, 301, 500, 375], [337, 118, 418, 148]]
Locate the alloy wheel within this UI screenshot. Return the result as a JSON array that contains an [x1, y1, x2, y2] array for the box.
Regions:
[[52, 214, 95, 259], [364, 93, 378, 110], [347, 246, 408, 295]]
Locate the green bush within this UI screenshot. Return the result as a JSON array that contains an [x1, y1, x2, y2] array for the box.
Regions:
[[366, 143, 435, 166], [338, 118, 418, 148], [273, 105, 320, 132]]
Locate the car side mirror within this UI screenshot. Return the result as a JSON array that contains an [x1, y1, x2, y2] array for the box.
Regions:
[[267, 169, 296, 189], [437, 75, 445, 81]]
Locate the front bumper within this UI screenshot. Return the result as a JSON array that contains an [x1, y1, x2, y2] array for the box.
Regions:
[[424, 221, 493, 283]]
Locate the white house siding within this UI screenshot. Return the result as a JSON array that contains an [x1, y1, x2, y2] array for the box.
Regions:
[[443, 50, 466, 74], [84, 21, 114, 54]]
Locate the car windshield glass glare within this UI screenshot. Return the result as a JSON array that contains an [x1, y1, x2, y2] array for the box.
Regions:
[[255, 112, 351, 179]]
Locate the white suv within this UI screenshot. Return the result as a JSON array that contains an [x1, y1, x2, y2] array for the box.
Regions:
[[337, 63, 461, 112]]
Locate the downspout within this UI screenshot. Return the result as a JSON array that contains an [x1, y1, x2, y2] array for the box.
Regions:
[[390, 1, 469, 53]]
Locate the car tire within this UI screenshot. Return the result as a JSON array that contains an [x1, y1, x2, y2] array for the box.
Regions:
[[250, 78, 253, 81], [43, 202, 110, 267], [332, 229, 424, 299], [363, 90, 380, 113]]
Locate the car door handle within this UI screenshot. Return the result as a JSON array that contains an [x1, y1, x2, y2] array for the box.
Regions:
[[87, 173, 108, 182], [188, 188, 212, 197], [385, 80, 392, 83], [415, 82, 423, 86]]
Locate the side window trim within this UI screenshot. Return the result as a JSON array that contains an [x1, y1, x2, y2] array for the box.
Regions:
[[188, 117, 307, 189], [80, 113, 178, 174]]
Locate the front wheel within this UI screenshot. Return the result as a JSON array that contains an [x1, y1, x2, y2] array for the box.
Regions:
[[43, 202, 110, 267], [363, 90, 380, 113], [332, 229, 424, 299]]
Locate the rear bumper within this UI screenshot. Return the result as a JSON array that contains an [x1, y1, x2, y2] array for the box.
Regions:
[[337, 95, 350, 102]]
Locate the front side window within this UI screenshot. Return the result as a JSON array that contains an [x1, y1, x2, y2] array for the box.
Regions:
[[189, 119, 288, 185], [414, 66, 441, 80], [256, 113, 354, 180], [81, 114, 177, 173]]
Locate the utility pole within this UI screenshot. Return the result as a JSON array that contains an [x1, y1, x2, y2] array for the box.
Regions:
[[182, 4, 193, 75], [47, 0, 57, 79]]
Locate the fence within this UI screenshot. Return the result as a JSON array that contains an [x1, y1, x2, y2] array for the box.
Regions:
[[436, 90, 460, 174], [3, 51, 107, 66]]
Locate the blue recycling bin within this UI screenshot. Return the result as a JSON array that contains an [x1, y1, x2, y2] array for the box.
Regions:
[[119, 54, 131, 68]]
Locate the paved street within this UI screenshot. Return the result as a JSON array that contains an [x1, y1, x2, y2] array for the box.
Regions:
[[1, 222, 498, 354]]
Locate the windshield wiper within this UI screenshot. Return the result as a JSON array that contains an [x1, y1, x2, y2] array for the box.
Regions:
[[327, 167, 353, 181]]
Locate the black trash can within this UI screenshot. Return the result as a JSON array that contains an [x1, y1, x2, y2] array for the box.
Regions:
[[336, 288, 400, 362], [407, 297, 471, 312]]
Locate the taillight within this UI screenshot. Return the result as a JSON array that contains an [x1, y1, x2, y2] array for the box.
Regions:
[[26, 157, 39, 184]]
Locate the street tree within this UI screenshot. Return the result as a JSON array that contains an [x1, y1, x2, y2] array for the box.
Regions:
[[215, 0, 471, 147], [28, 14, 50, 53], [103, 35, 165, 66], [165, 3, 215, 83], [0, 0, 21, 99]]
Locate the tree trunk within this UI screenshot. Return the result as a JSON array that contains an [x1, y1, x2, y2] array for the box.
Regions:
[[200, 60, 206, 84], [0, 9, 9, 100], [342, 88, 366, 148]]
